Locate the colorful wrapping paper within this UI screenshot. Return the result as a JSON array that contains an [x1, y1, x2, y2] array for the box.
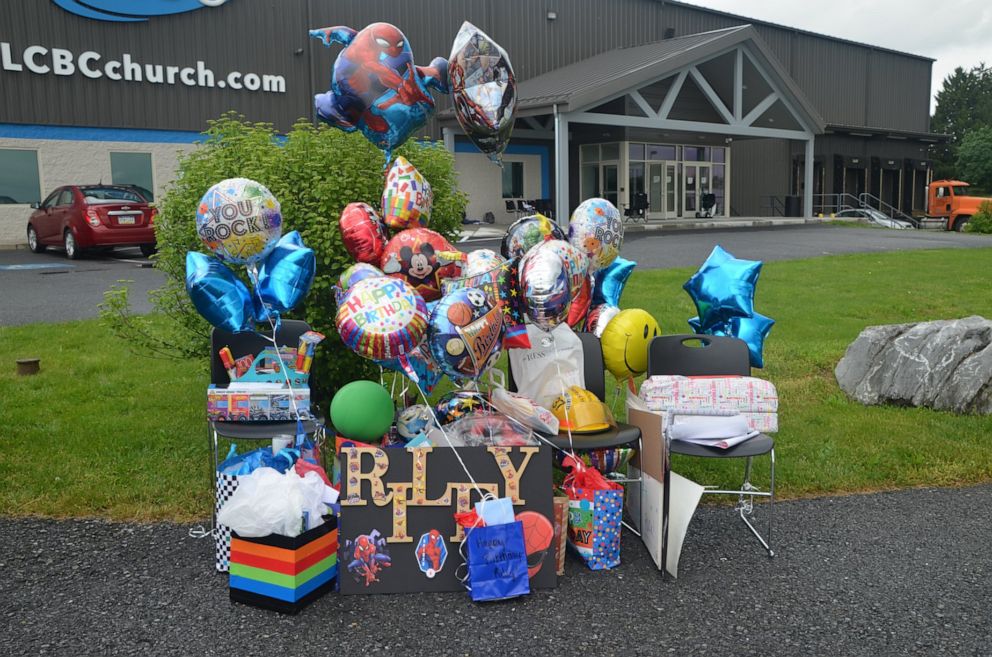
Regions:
[[639, 375, 779, 433], [563, 459, 624, 570]]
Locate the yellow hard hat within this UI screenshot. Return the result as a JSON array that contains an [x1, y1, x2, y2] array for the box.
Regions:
[[550, 387, 615, 434]]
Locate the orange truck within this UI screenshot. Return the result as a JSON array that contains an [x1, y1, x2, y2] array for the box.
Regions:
[[927, 180, 992, 231]]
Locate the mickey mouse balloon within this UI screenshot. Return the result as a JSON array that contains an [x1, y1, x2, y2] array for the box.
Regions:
[[381, 227, 462, 301], [427, 286, 504, 381], [310, 23, 449, 158]]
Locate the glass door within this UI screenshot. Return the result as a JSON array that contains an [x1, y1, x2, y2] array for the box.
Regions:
[[601, 162, 619, 208], [683, 164, 712, 216], [648, 163, 678, 219]]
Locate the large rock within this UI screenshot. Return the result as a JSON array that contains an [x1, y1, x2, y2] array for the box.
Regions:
[[835, 316, 992, 414]]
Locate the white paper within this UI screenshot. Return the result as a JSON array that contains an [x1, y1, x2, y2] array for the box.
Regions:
[[675, 431, 759, 450], [627, 467, 704, 578]]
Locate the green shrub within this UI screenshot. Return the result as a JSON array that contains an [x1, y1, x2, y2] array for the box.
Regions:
[[102, 112, 467, 406], [965, 200, 992, 234]]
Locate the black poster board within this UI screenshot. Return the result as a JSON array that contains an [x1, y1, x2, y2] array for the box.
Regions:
[[337, 445, 557, 594]]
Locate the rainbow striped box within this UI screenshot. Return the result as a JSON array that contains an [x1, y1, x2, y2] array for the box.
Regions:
[[228, 516, 338, 614]]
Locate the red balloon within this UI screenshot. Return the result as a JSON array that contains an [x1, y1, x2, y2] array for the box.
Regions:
[[381, 228, 463, 301], [339, 202, 388, 264], [567, 276, 592, 328]]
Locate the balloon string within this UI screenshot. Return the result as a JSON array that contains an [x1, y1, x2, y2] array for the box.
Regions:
[[550, 331, 577, 457], [246, 264, 303, 422], [412, 378, 486, 498]]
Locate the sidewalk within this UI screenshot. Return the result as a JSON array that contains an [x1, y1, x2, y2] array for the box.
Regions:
[[458, 216, 825, 241], [3, 484, 989, 657]]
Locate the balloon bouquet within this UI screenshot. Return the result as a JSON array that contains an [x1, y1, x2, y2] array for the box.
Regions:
[[306, 20, 526, 447], [185, 178, 318, 423]]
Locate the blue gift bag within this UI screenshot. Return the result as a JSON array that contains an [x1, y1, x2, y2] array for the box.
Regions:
[[465, 521, 530, 602]]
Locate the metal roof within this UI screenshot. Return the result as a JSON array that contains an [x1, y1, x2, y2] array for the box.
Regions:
[[445, 24, 826, 134]]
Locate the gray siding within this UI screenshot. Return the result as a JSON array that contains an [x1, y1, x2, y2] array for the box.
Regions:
[[0, 0, 933, 136], [730, 138, 792, 216]]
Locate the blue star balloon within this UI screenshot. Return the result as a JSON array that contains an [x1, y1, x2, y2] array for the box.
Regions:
[[254, 231, 316, 316], [185, 252, 254, 333], [592, 256, 636, 307], [687, 312, 775, 368], [683, 245, 762, 329]]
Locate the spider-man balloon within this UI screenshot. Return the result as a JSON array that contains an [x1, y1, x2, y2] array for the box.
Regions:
[[310, 23, 449, 159]]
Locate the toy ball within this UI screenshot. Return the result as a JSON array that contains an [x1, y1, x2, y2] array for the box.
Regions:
[[381, 228, 462, 302], [339, 202, 388, 265], [568, 198, 623, 273], [310, 22, 450, 157], [195, 178, 282, 265], [501, 214, 565, 260], [397, 404, 434, 440], [336, 276, 428, 362], [515, 511, 554, 577], [330, 380, 395, 442], [382, 156, 433, 230], [600, 308, 660, 380], [433, 390, 487, 425]]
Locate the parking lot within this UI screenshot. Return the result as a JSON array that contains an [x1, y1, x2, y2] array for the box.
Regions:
[[3, 224, 992, 327]]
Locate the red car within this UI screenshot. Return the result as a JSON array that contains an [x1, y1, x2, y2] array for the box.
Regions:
[[27, 185, 157, 259]]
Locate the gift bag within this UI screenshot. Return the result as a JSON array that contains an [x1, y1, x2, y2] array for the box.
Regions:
[[464, 521, 530, 602], [563, 457, 624, 570]]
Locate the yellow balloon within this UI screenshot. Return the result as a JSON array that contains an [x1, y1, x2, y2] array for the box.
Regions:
[[601, 308, 661, 380]]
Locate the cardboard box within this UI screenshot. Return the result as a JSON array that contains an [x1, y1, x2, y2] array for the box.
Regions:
[[229, 515, 338, 614]]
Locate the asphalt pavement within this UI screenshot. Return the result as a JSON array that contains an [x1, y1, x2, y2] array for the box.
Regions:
[[0, 247, 161, 327], [3, 225, 992, 326], [2, 484, 990, 657]]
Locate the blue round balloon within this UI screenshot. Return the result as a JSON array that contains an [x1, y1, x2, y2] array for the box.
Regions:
[[427, 287, 504, 381], [254, 231, 316, 315], [185, 251, 254, 333]]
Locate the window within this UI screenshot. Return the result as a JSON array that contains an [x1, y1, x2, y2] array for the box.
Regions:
[[501, 162, 524, 198], [80, 186, 145, 203], [951, 185, 969, 197], [683, 146, 710, 161], [580, 144, 599, 163], [110, 152, 154, 201], [628, 143, 645, 161], [647, 144, 676, 160], [936, 186, 947, 198], [41, 189, 61, 209], [600, 143, 620, 160], [57, 189, 74, 206], [0, 148, 41, 204]]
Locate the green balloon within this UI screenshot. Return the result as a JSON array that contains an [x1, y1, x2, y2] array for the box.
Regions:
[[330, 380, 394, 441]]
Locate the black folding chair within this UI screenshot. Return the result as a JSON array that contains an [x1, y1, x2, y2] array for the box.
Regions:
[[208, 320, 323, 525], [647, 334, 775, 557], [509, 331, 643, 533], [624, 192, 649, 223], [516, 199, 535, 215], [504, 199, 519, 219]]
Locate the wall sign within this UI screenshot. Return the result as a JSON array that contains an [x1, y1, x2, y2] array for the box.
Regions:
[[53, 0, 231, 23]]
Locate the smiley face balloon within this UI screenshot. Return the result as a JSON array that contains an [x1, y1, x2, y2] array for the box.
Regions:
[[600, 308, 661, 381]]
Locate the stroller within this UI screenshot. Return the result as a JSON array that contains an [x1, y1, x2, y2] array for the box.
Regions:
[[695, 193, 717, 218]]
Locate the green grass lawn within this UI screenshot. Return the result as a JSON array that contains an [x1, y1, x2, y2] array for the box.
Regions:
[[2, 247, 992, 521]]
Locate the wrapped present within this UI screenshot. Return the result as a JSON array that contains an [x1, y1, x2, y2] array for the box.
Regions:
[[229, 515, 338, 614], [639, 375, 778, 432]]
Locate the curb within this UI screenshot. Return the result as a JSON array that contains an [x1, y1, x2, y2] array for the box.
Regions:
[[0, 243, 29, 251], [622, 217, 827, 232]]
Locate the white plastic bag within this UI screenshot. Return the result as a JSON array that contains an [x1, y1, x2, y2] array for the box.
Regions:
[[490, 386, 559, 435], [216, 467, 328, 538], [508, 324, 584, 409]]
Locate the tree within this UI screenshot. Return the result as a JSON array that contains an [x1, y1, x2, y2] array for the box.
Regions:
[[930, 64, 992, 180], [956, 126, 992, 194], [101, 113, 467, 404]]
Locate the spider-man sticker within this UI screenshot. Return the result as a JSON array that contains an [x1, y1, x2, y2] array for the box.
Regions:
[[415, 529, 448, 578]]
